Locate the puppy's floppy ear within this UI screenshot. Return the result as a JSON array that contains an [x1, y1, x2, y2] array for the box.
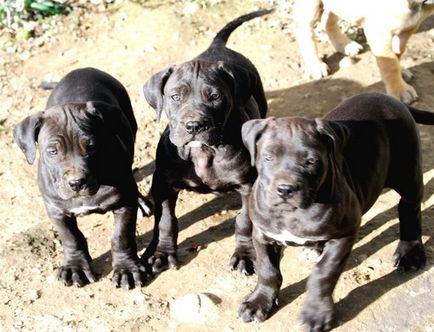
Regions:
[[86, 101, 119, 124], [242, 117, 273, 166], [13, 112, 44, 164], [315, 119, 348, 165], [85, 101, 127, 135], [143, 66, 175, 121], [217, 61, 258, 104]]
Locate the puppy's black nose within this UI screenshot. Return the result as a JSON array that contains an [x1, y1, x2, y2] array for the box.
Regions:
[[185, 120, 208, 134], [276, 184, 298, 198], [69, 178, 86, 192]]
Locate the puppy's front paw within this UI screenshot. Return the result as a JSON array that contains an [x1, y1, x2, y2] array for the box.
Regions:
[[301, 296, 334, 332], [112, 258, 151, 289], [229, 245, 256, 276], [147, 250, 178, 274], [393, 240, 426, 272], [304, 61, 330, 80], [57, 257, 96, 287], [238, 290, 278, 322]]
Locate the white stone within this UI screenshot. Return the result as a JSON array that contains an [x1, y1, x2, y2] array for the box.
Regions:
[[183, 2, 200, 16], [339, 56, 355, 69], [170, 293, 219, 323]]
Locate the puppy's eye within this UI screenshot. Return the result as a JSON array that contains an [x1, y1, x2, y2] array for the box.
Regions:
[[87, 143, 97, 153], [47, 147, 57, 156], [209, 92, 221, 101], [305, 157, 317, 166], [264, 153, 273, 162], [171, 94, 181, 102]]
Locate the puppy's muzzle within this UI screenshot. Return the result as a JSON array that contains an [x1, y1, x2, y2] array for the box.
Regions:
[[68, 177, 86, 192], [276, 183, 301, 199], [185, 119, 210, 135], [64, 170, 96, 195]]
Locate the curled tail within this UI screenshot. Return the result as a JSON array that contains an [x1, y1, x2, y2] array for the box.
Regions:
[[408, 106, 434, 125], [210, 8, 274, 48]]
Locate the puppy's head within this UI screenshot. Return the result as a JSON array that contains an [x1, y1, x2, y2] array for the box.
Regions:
[[143, 60, 257, 147], [13, 101, 121, 200], [242, 117, 346, 211]]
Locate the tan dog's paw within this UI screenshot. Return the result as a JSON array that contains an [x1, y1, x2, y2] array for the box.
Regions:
[[401, 67, 413, 83], [389, 82, 418, 104], [304, 61, 330, 80], [343, 41, 363, 56]]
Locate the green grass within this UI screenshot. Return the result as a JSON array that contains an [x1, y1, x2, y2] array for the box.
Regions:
[[0, 0, 72, 34]]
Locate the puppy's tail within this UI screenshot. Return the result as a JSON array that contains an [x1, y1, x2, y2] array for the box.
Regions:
[[408, 106, 434, 125], [210, 8, 274, 48], [138, 192, 153, 218]]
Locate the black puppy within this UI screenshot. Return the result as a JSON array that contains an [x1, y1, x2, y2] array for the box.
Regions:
[[239, 93, 433, 330], [14, 67, 151, 289], [142, 10, 271, 274]]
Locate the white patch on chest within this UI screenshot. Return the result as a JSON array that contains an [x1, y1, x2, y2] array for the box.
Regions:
[[264, 230, 310, 245], [186, 140, 203, 148], [70, 206, 99, 215]]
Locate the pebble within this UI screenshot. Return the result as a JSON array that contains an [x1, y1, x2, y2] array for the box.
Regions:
[[170, 293, 219, 323], [26, 289, 40, 301], [357, 254, 368, 262], [183, 2, 201, 16], [339, 57, 356, 69], [290, 62, 301, 70]]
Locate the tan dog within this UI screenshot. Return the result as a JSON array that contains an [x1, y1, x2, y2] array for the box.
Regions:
[[294, 0, 434, 104]]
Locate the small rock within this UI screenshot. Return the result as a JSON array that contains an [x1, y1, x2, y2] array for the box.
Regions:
[[290, 62, 301, 70], [339, 57, 356, 69], [132, 289, 146, 304], [302, 247, 322, 262], [370, 258, 382, 267], [183, 2, 201, 16], [357, 254, 368, 262], [26, 289, 40, 301], [170, 293, 219, 323], [61, 49, 76, 57], [327, 85, 341, 92]]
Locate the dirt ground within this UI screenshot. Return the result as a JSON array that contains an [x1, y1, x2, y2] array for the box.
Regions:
[[0, 1, 433, 331]]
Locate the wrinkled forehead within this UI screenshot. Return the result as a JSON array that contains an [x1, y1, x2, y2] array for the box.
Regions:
[[38, 104, 94, 142], [166, 61, 222, 88], [260, 118, 321, 151]]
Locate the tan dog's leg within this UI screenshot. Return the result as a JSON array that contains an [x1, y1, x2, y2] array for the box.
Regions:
[[394, 29, 416, 83], [294, 0, 330, 79], [324, 11, 363, 56], [365, 26, 417, 104]]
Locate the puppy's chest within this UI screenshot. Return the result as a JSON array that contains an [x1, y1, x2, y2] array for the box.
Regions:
[[67, 186, 121, 216], [255, 209, 334, 246], [263, 229, 312, 246], [188, 147, 248, 190]]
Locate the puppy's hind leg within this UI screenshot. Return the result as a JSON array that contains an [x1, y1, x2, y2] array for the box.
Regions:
[[365, 26, 417, 103], [393, 29, 417, 83], [393, 176, 426, 271], [324, 11, 363, 56]]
